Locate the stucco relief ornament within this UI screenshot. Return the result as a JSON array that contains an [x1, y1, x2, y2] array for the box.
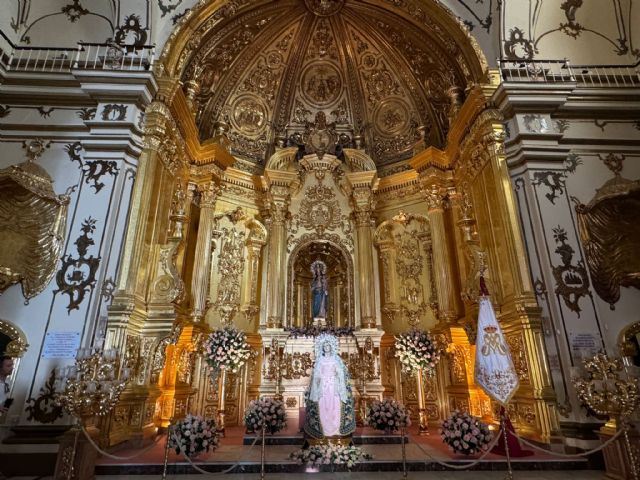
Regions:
[[305, 0, 345, 17], [297, 185, 343, 234]]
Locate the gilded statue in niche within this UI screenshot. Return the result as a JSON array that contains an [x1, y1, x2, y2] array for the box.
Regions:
[[573, 162, 640, 309], [0, 140, 71, 302]]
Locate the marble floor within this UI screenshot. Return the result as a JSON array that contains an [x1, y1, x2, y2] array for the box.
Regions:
[[2, 472, 607, 479]]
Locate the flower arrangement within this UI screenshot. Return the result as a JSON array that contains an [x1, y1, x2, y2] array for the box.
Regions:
[[367, 398, 411, 433], [394, 329, 441, 374], [289, 444, 372, 469], [203, 327, 251, 379], [286, 326, 355, 339], [244, 397, 287, 434], [440, 410, 493, 456], [169, 414, 219, 458]]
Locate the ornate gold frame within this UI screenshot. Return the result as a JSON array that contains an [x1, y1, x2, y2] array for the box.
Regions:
[[0, 319, 28, 357]]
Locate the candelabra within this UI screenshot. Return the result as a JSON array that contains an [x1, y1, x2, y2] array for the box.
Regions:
[[573, 352, 639, 480], [262, 338, 284, 400], [54, 346, 130, 480], [343, 337, 378, 425], [55, 347, 130, 420]]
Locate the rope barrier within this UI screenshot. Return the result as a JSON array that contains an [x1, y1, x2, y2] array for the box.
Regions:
[[410, 427, 503, 470], [507, 427, 625, 458], [170, 430, 261, 476], [81, 427, 164, 460]]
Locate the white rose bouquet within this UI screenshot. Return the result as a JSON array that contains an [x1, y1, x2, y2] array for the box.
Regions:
[[289, 444, 372, 469], [440, 410, 493, 456], [367, 398, 411, 433], [244, 397, 287, 435], [169, 414, 219, 458], [203, 327, 251, 380], [394, 329, 441, 374]]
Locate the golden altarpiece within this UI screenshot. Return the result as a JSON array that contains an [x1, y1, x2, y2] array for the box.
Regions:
[[101, 0, 560, 448]]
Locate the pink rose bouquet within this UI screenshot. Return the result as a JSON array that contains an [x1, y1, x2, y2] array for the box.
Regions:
[[289, 444, 371, 469], [394, 329, 441, 374], [169, 414, 219, 458], [440, 410, 493, 456], [367, 398, 411, 433], [244, 397, 287, 434], [203, 327, 251, 380]]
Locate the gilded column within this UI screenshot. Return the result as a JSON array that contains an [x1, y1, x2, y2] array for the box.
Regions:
[[425, 186, 459, 322], [354, 209, 376, 328], [265, 186, 290, 328], [347, 171, 379, 329], [191, 182, 220, 322]]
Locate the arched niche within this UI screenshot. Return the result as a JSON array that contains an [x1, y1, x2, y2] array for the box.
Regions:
[[287, 239, 354, 328]]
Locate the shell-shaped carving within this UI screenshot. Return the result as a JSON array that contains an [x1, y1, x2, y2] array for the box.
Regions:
[[0, 160, 70, 301]]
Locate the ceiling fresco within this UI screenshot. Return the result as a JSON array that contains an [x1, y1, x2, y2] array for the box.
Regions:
[[180, 0, 471, 170]]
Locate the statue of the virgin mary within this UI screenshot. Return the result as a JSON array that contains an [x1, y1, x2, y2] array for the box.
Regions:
[[303, 333, 356, 439]]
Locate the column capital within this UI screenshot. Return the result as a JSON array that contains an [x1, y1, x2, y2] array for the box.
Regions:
[[424, 186, 448, 212], [346, 171, 378, 228], [198, 181, 221, 208]]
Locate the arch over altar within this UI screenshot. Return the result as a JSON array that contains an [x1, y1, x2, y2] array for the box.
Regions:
[[287, 239, 355, 328], [97, 0, 558, 449]]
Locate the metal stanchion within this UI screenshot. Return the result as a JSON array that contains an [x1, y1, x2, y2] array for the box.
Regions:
[[161, 419, 173, 480], [260, 419, 266, 480], [501, 412, 514, 480], [66, 420, 80, 480], [622, 420, 639, 480], [400, 425, 408, 479]]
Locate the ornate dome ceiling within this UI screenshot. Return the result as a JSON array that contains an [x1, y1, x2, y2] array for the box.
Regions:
[[179, 0, 484, 173]]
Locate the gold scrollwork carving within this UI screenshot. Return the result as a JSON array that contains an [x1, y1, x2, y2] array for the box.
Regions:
[[374, 211, 431, 327]]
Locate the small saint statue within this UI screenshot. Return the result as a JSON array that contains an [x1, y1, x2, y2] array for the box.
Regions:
[[311, 260, 328, 324], [303, 333, 356, 439]]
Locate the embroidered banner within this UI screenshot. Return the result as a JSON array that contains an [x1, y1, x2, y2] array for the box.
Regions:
[[473, 297, 519, 405]]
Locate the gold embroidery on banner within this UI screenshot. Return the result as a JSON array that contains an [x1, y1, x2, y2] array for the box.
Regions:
[[480, 326, 508, 356]]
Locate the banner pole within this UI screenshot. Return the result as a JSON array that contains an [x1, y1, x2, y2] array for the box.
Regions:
[[501, 410, 514, 480]]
